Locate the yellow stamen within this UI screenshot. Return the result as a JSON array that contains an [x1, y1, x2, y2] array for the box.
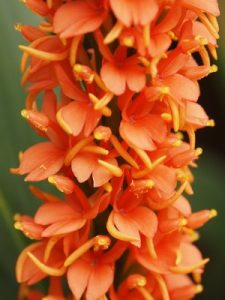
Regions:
[[133, 147, 152, 170], [182, 227, 200, 241], [159, 86, 170, 94], [93, 72, 109, 92], [195, 284, 204, 294], [98, 160, 123, 177], [122, 36, 135, 47], [103, 182, 112, 193], [150, 53, 167, 78], [209, 64, 218, 73], [15, 23, 22, 32], [187, 126, 196, 149], [198, 13, 219, 39], [14, 221, 23, 230], [209, 209, 218, 218], [154, 274, 170, 300], [143, 24, 151, 48], [168, 31, 178, 41], [64, 136, 94, 166], [207, 13, 219, 32], [176, 250, 182, 265], [132, 156, 166, 179], [64, 239, 96, 267], [173, 139, 182, 147], [208, 44, 218, 60], [168, 98, 179, 132], [70, 35, 82, 66], [27, 252, 66, 276], [110, 135, 139, 169], [19, 45, 69, 62], [193, 272, 202, 283], [199, 46, 210, 66], [195, 147, 203, 156], [44, 235, 62, 263], [21, 66, 30, 86], [207, 119, 215, 127], [64, 236, 110, 267], [195, 35, 208, 46], [104, 21, 124, 44], [136, 287, 154, 300], [161, 113, 172, 121], [47, 0, 53, 9], [150, 181, 188, 210], [39, 22, 53, 33], [170, 258, 209, 274], [94, 92, 114, 110], [138, 56, 150, 67], [89, 93, 112, 117], [20, 36, 49, 72], [146, 238, 157, 259], [179, 218, 188, 227], [82, 145, 109, 156], [106, 212, 139, 243]]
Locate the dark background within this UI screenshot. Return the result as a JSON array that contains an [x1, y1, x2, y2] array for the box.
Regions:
[[0, 1, 224, 299]]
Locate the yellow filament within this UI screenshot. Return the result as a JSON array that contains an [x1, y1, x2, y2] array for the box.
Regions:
[[110, 135, 139, 169], [39, 23, 53, 33], [20, 36, 49, 72], [93, 73, 109, 92], [19, 45, 69, 62], [89, 93, 112, 117], [104, 21, 124, 44], [15, 23, 22, 31], [150, 53, 167, 78], [21, 66, 31, 86], [133, 147, 152, 169], [152, 181, 188, 210], [154, 274, 170, 300], [82, 145, 109, 156], [195, 284, 204, 294], [146, 238, 157, 259], [94, 93, 114, 110], [103, 182, 113, 193], [44, 236, 62, 263], [98, 160, 123, 177], [64, 136, 94, 166], [182, 227, 200, 242], [64, 239, 95, 267], [170, 258, 209, 274], [136, 287, 154, 300], [208, 44, 218, 60], [168, 98, 179, 132], [195, 147, 203, 156], [106, 212, 139, 243], [176, 250, 182, 265], [47, 0, 53, 9], [143, 24, 151, 48], [198, 13, 219, 39], [132, 156, 166, 179], [207, 13, 219, 32], [199, 46, 210, 66], [161, 113, 172, 121], [70, 35, 82, 66], [27, 252, 66, 276], [193, 272, 202, 283], [187, 126, 196, 149]]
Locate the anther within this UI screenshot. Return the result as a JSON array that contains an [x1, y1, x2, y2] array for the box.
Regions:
[[98, 160, 123, 177]]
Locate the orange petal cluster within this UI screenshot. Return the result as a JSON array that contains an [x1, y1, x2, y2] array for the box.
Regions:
[[13, 0, 219, 299]]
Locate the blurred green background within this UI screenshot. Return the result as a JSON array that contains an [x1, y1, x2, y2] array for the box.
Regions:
[[0, 1, 224, 299]]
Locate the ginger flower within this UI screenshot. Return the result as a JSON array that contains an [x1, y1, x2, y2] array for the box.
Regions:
[[14, 0, 220, 299]]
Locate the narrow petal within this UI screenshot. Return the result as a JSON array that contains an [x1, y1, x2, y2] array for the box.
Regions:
[[42, 219, 86, 236]]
